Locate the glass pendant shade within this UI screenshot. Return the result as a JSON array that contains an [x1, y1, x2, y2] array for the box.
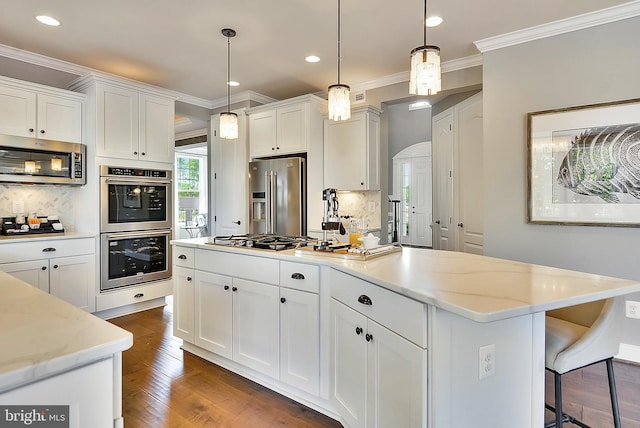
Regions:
[[328, 84, 351, 121], [219, 112, 238, 140], [409, 45, 441, 96], [24, 160, 36, 174]]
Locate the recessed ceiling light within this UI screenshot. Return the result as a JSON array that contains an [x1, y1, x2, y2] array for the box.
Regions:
[[305, 55, 320, 63], [426, 16, 443, 27], [227, 81, 240, 87], [36, 15, 61, 26]]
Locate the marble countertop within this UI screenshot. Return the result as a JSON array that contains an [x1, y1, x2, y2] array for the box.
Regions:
[[0, 272, 133, 393], [172, 238, 640, 322], [0, 232, 97, 244]]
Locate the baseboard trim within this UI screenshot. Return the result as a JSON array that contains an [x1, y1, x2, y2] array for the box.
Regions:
[[617, 343, 640, 364]]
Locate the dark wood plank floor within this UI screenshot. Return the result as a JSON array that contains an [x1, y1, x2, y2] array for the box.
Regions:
[[109, 299, 640, 428]]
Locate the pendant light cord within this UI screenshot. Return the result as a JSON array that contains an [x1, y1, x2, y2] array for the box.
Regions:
[[337, 0, 341, 85], [423, 0, 427, 46], [226, 34, 231, 112]]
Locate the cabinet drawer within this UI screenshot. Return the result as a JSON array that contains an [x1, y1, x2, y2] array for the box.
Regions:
[[0, 237, 95, 263], [330, 269, 427, 348], [173, 246, 195, 268], [280, 261, 319, 293], [195, 249, 279, 284]]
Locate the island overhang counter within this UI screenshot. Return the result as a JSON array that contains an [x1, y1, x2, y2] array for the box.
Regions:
[[171, 238, 640, 428]]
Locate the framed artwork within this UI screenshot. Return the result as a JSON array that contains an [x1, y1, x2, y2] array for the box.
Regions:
[[527, 98, 640, 226]]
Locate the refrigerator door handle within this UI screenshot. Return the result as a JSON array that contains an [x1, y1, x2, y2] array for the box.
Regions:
[[266, 170, 276, 234]]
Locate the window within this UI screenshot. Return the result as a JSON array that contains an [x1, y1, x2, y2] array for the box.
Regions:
[[175, 154, 207, 225]]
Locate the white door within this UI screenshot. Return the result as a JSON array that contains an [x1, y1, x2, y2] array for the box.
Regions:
[[279, 287, 319, 395], [366, 320, 426, 428], [173, 266, 195, 342], [432, 109, 454, 250], [212, 112, 248, 236], [455, 93, 484, 255], [49, 255, 94, 311], [330, 299, 367, 428], [195, 271, 233, 358], [0, 260, 49, 292], [232, 278, 280, 378]]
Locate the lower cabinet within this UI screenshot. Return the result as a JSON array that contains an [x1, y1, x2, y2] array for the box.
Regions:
[[0, 238, 96, 312], [331, 299, 427, 428]]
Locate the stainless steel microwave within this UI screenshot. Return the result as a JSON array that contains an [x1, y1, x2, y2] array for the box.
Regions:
[[0, 135, 86, 185]]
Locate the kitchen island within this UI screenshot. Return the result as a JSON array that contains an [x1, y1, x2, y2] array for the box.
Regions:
[[171, 238, 640, 428], [0, 271, 133, 428]]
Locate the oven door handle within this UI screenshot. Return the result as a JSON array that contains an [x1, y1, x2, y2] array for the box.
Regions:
[[104, 177, 172, 185], [104, 230, 171, 239]]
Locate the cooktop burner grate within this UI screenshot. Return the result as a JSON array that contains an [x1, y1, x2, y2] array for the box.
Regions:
[[211, 234, 317, 251]]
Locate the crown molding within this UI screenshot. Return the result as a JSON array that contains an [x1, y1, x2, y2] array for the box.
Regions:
[[474, 0, 640, 53], [0, 43, 91, 76], [209, 90, 278, 110]]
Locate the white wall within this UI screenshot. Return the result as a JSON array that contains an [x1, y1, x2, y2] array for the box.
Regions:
[[483, 16, 640, 349]]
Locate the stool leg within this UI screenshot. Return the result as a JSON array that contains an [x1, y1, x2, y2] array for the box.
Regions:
[[555, 371, 563, 428], [605, 359, 622, 428]]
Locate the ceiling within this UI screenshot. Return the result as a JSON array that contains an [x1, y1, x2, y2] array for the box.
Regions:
[[0, 0, 631, 106]]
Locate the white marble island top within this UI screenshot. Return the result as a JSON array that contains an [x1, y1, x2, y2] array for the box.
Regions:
[[0, 272, 133, 393], [172, 238, 640, 322]]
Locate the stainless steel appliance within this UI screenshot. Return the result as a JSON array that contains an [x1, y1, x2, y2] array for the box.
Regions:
[[100, 165, 172, 232], [100, 230, 172, 291], [209, 233, 316, 251], [0, 135, 86, 185], [249, 157, 306, 236]]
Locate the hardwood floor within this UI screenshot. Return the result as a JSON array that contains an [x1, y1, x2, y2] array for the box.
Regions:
[[109, 299, 640, 428]]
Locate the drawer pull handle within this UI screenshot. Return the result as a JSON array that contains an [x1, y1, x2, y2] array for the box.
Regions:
[[134, 293, 144, 298], [232, 286, 238, 292], [224, 285, 230, 291], [358, 294, 373, 306], [178, 254, 187, 260], [366, 333, 374, 342], [291, 273, 305, 280], [355, 326, 363, 335], [280, 297, 286, 304], [187, 276, 192, 282], [42, 247, 57, 252]]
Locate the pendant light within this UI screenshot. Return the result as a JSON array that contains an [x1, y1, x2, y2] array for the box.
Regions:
[[409, 0, 441, 96], [220, 28, 239, 140], [327, 0, 350, 121]]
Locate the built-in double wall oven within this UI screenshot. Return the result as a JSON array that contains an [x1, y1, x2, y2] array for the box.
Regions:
[[100, 166, 172, 291]]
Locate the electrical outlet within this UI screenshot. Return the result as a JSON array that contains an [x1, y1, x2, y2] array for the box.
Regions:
[[626, 301, 640, 319], [368, 201, 376, 213], [478, 344, 495, 380]]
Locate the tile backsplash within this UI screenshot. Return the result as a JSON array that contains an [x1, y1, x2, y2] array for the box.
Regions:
[[337, 190, 381, 230], [0, 184, 76, 231]]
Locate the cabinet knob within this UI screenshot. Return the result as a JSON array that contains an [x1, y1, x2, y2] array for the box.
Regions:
[[41, 266, 47, 271], [134, 293, 144, 298], [178, 254, 187, 260], [40, 130, 45, 134], [360, 182, 364, 186], [224, 285, 230, 290], [187, 276, 192, 282], [457, 222, 464, 228], [280, 297, 286, 304], [134, 151, 138, 155], [272, 147, 276, 151], [366, 333, 374, 342], [357, 294, 373, 306], [276, 146, 280, 150], [291, 273, 305, 280], [355, 326, 363, 335], [435, 220, 440, 225], [232, 286, 238, 292], [28, 128, 34, 133], [141, 152, 146, 156], [42, 247, 57, 252], [53, 264, 59, 269]]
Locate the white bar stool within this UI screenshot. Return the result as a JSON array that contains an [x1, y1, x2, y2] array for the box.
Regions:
[[545, 297, 624, 428]]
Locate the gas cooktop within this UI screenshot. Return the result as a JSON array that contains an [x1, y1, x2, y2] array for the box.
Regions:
[[208, 234, 317, 251]]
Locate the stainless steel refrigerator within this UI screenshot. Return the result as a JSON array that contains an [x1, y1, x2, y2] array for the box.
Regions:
[[249, 156, 306, 236]]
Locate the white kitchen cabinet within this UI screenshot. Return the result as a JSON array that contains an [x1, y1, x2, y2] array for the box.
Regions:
[[94, 83, 174, 163], [432, 92, 484, 254], [0, 237, 96, 312], [194, 270, 233, 357], [173, 265, 195, 342], [0, 77, 82, 143], [324, 105, 381, 191], [279, 260, 320, 395]]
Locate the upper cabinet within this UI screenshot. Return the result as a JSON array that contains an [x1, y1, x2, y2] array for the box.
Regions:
[[70, 75, 175, 164], [324, 106, 381, 191], [248, 95, 326, 158], [0, 76, 82, 143]]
